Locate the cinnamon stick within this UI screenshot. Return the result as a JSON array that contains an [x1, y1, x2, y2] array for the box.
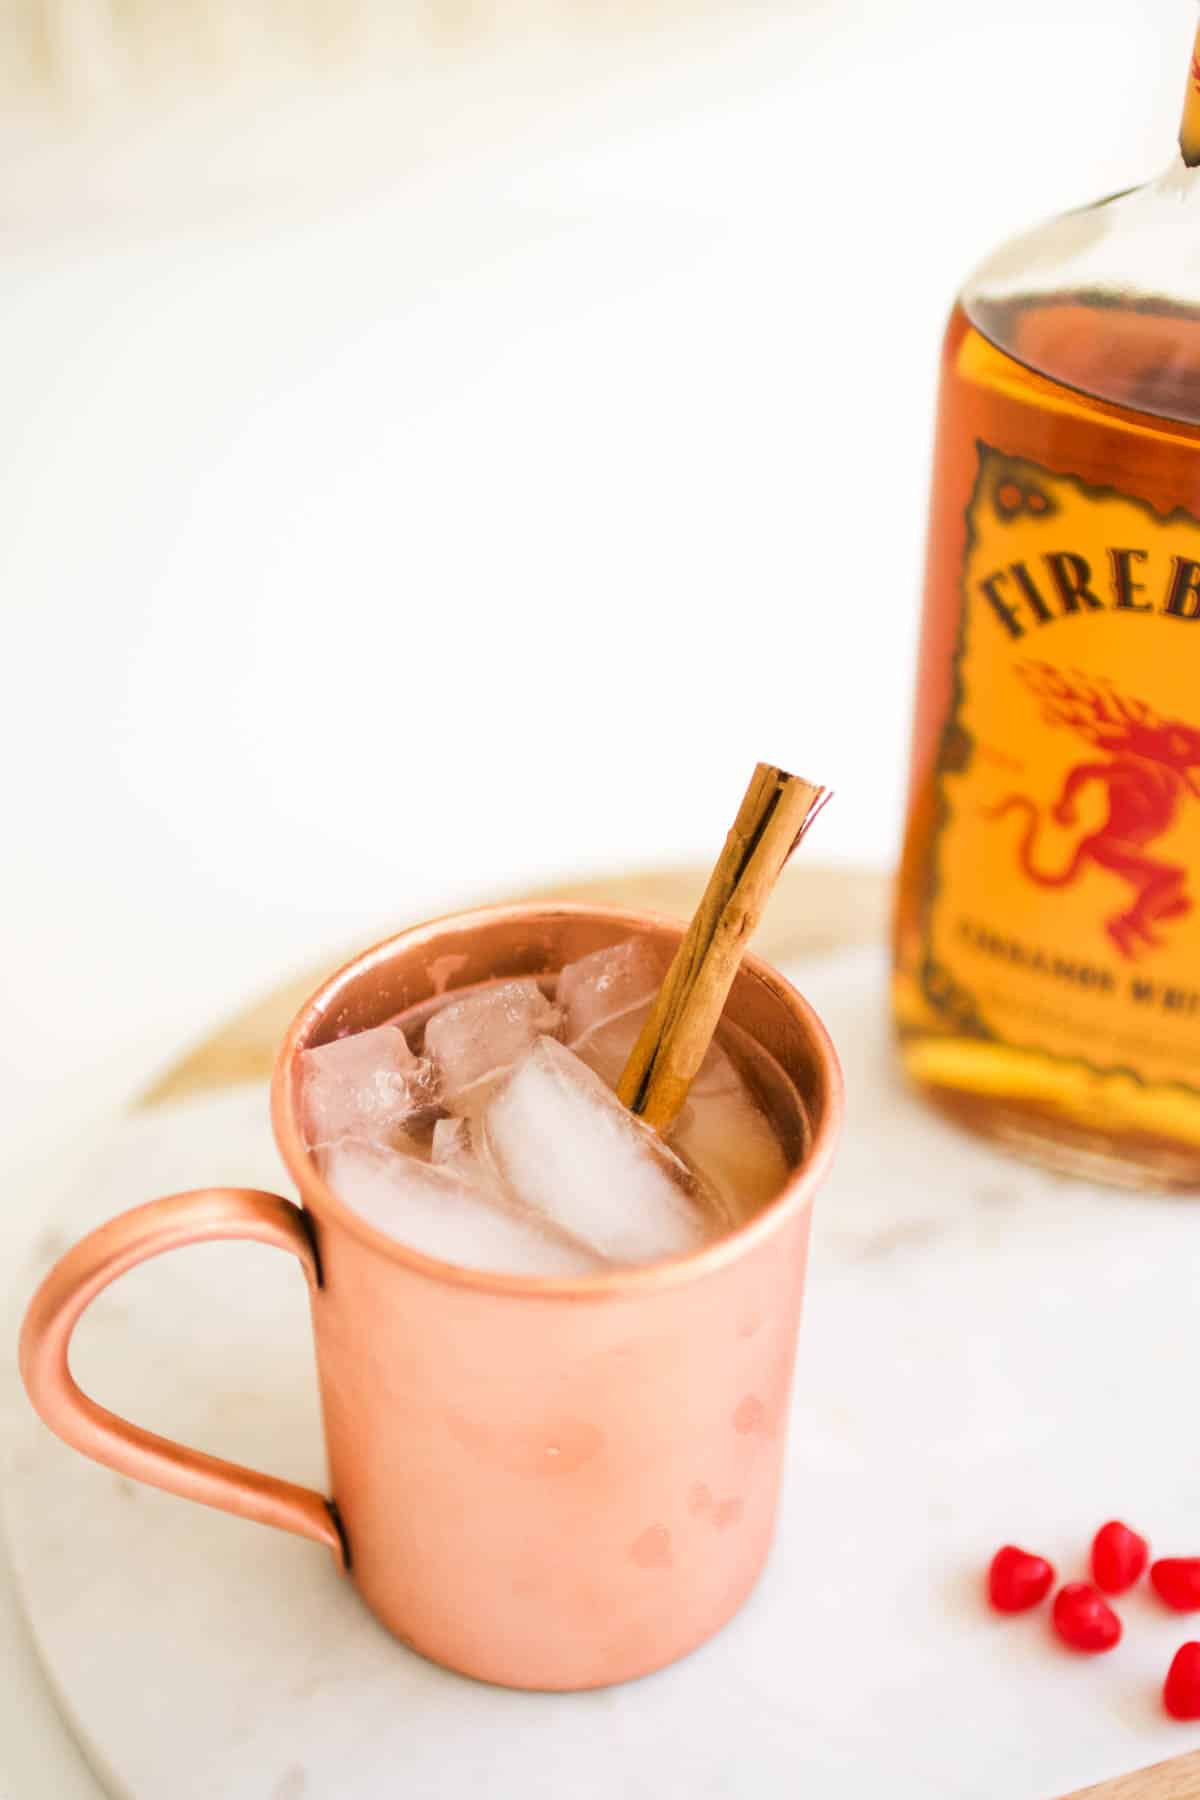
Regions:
[[616, 762, 830, 1132]]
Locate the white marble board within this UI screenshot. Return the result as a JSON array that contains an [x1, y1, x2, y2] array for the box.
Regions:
[[5, 946, 1200, 1799]]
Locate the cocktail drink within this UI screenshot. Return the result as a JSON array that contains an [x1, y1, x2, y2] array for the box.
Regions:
[[302, 935, 801, 1276], [19, 766, 840, 1689]]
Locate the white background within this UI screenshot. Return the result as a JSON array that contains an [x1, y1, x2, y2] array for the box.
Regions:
[[1, 0, 1194, 1792]]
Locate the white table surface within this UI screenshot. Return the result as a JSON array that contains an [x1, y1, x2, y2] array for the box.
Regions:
[[1, 1, 1193, 1792]]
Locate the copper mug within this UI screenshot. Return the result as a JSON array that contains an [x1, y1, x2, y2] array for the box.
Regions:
[[19, 903, 843, 1691]]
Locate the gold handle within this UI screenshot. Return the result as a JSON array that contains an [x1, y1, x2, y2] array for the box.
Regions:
[[18, 1187, 346, 1567]]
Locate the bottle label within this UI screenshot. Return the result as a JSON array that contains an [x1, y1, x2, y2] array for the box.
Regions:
[[923, 443, 1200, 1090]]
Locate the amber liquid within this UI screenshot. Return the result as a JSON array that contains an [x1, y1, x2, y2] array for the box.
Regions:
[[894, 296, 1200, 1189]]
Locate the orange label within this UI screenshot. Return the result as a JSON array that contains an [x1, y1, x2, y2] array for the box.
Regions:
[[1181, 22, 1200, 167], [923, 445, 1200, 1090]]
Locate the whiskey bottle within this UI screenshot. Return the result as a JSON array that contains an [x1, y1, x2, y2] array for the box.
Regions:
[[894, 12, 1200, 1189]]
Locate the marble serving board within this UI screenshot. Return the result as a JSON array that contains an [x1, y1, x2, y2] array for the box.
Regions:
[[6, 916, 1200, 1797]]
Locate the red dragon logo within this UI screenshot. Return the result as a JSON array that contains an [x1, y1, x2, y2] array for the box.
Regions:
[[986, 662, 1200, 960]]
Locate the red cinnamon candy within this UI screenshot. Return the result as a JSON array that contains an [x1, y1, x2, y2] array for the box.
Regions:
[[1164, 1643, 1200, 1720], [988, 1546, 1055, 1614], [1152, 1559, 1200, 1612], [1091, 1520, 1149, 1595], [1052, 1583, 1122, 1653]]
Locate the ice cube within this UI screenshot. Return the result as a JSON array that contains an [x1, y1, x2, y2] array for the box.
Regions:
[[671, 1085, 790, 1226], [574, 999, 741, 1101], [423, 978, 562, 1109], [318, 1140, 603, 1277], [430, 1116, 471, 1166], [482, 1035, 713, 1266], [300, 1025, 438, 1149], [571, 1003, 648, 1090], [428, 1115, 498, 1191], [557, 938, 665, 1044]]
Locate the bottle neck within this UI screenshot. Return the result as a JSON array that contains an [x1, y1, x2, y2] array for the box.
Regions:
[[1180, 17, 1200, 167]]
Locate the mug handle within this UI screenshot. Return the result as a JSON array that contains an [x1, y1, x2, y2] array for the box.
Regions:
[[18, 1187, 347, 1569]]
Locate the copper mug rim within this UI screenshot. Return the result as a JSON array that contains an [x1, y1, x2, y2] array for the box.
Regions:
[[270, 899, 844, 1301]]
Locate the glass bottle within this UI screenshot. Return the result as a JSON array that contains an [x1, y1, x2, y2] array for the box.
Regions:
[[893, 11, 1200, 1190]]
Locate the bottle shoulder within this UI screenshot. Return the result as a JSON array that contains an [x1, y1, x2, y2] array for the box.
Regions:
[[962, 167, 1200, 426]]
